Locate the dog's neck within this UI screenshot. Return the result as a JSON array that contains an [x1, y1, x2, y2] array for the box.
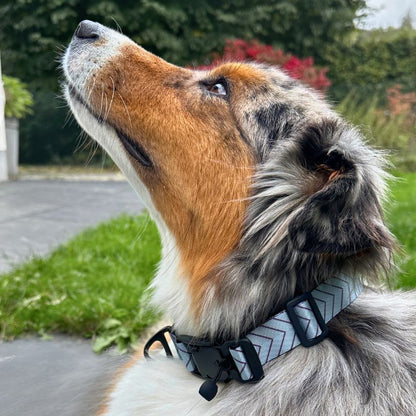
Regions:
[[150, 233, 379, 340]]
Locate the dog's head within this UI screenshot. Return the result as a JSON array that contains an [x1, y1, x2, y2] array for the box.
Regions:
[[64, 21, 394, 336]]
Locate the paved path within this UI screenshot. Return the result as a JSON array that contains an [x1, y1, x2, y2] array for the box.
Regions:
[[0, 336, 129, 416], [0, 177, 145, 415], [0, 179, 144, 273]]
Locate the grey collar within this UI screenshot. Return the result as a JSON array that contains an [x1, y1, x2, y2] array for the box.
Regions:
[[145, 274, 363, 400]]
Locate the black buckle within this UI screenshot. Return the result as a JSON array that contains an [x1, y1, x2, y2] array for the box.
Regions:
[[224, 338, 264, 383], [144, 326, 173, 358], [176, 335, 264, 384], [286, 292, 328, 348]]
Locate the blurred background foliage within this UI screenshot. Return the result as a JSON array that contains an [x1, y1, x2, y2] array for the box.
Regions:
[[326, 26, 416, 102], [0, 0, 414, 168], [2, 75, 33, 119]]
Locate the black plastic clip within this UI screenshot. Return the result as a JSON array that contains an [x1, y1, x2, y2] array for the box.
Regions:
[[144, 326, 173, 359], [198, 366, 225, 401], [174, 335, 264, 401], [286, 292, 328, 348]]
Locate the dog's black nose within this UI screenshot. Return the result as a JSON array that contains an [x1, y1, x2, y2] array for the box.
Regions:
[[75, 20, 100, 40]]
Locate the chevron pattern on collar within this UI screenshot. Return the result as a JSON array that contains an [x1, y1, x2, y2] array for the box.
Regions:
[[172, 274, 363, 381]]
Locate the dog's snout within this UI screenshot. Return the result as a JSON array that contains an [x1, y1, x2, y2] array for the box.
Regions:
[[75, 20, 100, 40]]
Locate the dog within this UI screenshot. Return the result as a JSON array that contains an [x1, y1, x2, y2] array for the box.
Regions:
[[63, 20, 416, 416]]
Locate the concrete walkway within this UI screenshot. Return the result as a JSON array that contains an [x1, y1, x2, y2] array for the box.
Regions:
[[0, 176, 145, 415], [0, 178, 144, 273], [0, 336, 129, 416]]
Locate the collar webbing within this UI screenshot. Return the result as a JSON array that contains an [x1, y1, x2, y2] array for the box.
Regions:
[[144, 274, 363, 400]]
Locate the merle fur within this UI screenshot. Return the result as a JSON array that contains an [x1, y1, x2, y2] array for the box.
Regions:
[[64, 29, 416, 412]]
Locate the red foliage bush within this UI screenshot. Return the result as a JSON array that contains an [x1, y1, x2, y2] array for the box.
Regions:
[[196, 39, 331, 93], [386, 84, 416, 116]]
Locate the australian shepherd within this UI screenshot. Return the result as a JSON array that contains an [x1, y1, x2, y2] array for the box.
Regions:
[[63, 21, 416, 416]]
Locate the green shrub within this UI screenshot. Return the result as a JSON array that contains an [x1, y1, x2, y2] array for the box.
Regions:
[[2, 75, 33, 119], [327, 27, 416, 103]]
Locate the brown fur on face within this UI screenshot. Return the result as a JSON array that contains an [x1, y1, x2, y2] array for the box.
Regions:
[[87, 44, 258, 311]]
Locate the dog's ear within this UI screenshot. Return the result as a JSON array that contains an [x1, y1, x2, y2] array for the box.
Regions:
[[288, 120, 393, 256]]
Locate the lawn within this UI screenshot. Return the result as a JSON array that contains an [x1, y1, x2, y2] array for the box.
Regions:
[[0, 213, 161, 352], [0, 172, 415, 351], [386, 172, 416, 288]]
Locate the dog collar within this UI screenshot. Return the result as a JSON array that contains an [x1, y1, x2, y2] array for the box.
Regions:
[[144, 274, 362, 401]]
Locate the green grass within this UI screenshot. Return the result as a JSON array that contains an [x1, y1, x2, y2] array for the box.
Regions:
[[387, 172, 416, 288], [0, 174, 415, 351], [0, 213, 161, 352]]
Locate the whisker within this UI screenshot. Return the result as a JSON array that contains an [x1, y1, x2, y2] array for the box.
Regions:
[[103, 90, 109, 122], [100, 150, 110, 170], [73, 131, 91, 154], [86, 71, 98, 103], [116, 91, 132, 128], [132, 215, 151, 244], [104, 76, 116, 121], [63, 110, 74, 128], [110, 16, 123, 34], [99, 83, 105, 119], [85, 141, 101, 166]]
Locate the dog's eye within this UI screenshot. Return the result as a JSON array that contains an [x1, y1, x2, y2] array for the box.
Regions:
[[204, 81, 228, 97], [208, 83, 226, 95]]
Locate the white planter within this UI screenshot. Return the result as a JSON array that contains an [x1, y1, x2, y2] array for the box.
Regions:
[[5, 117, 18, 178], [0, 150, 6, 181]]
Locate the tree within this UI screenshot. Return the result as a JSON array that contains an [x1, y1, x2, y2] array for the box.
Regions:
[[0, 0, 366, 84], [326, 26, 416, 102], [247, 0, 366, 65], [401, 10, 413, 30], [0, 0, 366, 164]]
